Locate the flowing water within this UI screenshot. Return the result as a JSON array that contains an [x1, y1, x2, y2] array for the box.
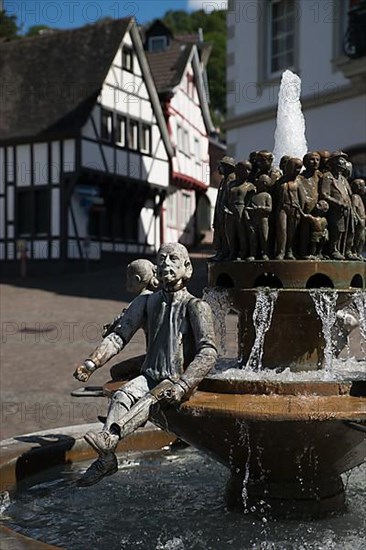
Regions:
[[353, 291, 366, 354], [2, 447, 365, 550], [309, 290, 338, 370], [245, 289, 279, 370]]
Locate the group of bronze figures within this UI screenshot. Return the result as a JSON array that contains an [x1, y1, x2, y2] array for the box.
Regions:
[[212, 150, 365, 261]]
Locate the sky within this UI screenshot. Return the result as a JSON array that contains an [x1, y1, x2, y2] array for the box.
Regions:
[[4, 0, 228, 33]]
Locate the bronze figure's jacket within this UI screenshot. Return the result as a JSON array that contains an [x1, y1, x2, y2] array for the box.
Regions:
[[113, 288, 217, 392]]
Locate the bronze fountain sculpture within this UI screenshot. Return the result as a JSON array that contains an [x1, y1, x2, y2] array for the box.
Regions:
[[0, 70, 365, 550], [71, 141, 365, 517], [72, 67, 365, 517]]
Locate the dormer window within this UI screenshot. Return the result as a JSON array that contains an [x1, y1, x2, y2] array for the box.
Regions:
[[148, 36, 168, 52], [122, 46, 134, 72]]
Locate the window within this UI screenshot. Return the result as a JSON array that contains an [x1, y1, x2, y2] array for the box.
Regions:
[[101, 110, 113, 141], [177, 125, 190, 156], [17, 188, 50, 236], [194, 137, 200, 163], [181, 192, 191, 226], [183, 130, 190, 156], [177, 124, 182, 151], [148, 36, 167, 52], [116, 116, 126, 147], [128, 120, 139, 150], [167, 192, 177, 225], [122, 47, 134, 72], [268, 0, 295, 76], [141, 124, 151, 154]]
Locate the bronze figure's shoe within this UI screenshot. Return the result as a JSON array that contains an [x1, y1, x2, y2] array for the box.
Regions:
[[285, 252, 295, 260], [331, 251, 345, 260], [77, 454, 118, 487], [84, 430, 119, 455]]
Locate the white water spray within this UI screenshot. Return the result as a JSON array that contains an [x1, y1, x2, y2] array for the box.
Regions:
[[246, 289, 279, 370], [310, 290, 338, 370], [353, 291, 366, 354], [273, 70, 308, 167]]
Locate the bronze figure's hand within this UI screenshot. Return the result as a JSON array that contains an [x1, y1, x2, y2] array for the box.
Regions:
[[73, 365, 92, 382], [162, 383, 186, 404]]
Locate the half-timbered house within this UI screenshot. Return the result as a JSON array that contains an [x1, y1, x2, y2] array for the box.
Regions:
[[0, 18, 172, 264], [145, 21, 216, 246]]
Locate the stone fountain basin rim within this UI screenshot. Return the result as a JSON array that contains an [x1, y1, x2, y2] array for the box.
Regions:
[[178, 390, 366, 421], [104, 375, 366, 398], [0, 423, 176, 549], [226, 288, 362, 293]]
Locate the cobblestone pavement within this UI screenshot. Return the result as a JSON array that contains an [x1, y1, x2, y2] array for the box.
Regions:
[[1, 252, 363, 440]]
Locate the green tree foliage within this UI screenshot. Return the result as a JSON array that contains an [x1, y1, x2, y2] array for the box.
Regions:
[[0, 9, 20, 39], [161, 9, 227, 117], [26, 25, 51, 37]]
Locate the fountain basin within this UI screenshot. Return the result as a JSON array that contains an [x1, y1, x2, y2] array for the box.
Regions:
[[208, 260, 365, 370], [1, 428, 365, 549], [103, 376, 366, 518], [0, 424, 176, 549]]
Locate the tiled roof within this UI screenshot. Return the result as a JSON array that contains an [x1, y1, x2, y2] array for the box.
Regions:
[[146, 39, 193, 94], [0, 18, 131, 142]]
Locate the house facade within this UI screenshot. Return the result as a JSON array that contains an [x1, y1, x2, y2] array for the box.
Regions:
[[226, 0, 366, 175], [0, 17, 217, 265], [145, 21, 216, 246]]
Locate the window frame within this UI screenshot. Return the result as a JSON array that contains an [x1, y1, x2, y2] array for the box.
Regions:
[[148, 36, 168, 52], [122, 46, 134, 73], [16, 186, 50, 238], [267, 0, 296, 78], [116, 115, 127, 147], [140, 123, 152, 155], [101, 109, 113, 142], [128, 119, 139, 151]]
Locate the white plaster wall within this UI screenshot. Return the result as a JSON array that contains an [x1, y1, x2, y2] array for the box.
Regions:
[[33, 143, 48, 185], [51, 141, 60, 184], [0, 198, 4, 240], [6, 147, 14, 183], [16, 145, 31, 186], [149, 158, 169, 187], [33, 241, 48, 259], [140, 203, 157, 247], [0, 148, 4, 195], [7, 186, 14, 222], [7, 242, 14, 259], [63, 140, 75, 172]]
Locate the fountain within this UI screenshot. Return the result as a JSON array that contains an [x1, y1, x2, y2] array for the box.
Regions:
[[1, 71, 365, 546]]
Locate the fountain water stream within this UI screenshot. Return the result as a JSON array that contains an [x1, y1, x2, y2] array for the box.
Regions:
[[310, 290, 338, 370], [273, 70, 308, 166], [246, 288, 279, 370]]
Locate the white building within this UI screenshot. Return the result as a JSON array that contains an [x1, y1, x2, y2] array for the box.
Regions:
[[226, 0, 366, 175], [145, 21, 216, 245]]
